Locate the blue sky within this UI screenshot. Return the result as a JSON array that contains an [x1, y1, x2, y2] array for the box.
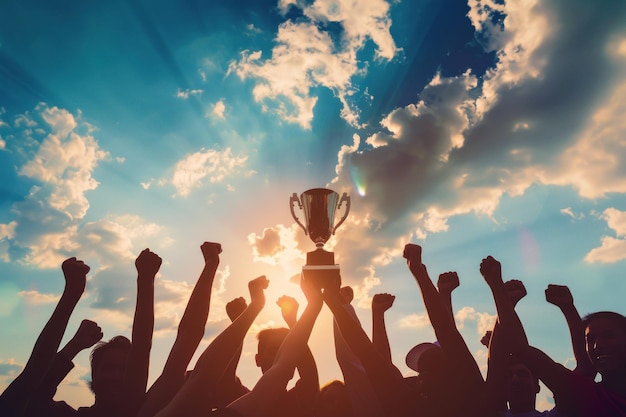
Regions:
[[1, 0, 626, 410]]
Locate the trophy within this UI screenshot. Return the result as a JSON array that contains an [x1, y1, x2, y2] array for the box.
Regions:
[[290, 188, 350, 286]]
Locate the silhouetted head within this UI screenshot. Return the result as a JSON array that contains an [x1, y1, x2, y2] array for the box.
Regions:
[[507, 356, 539, 412], [256, 327, 289, 373], [406, 342, 446, 400], [89, 335, 131, 406], [582, 311, 626, 376], [316, 379, 351, 417]]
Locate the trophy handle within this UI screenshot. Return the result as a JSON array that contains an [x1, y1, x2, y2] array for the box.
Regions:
[[289, 193, 308, 235], [333, 192, 351, 234]]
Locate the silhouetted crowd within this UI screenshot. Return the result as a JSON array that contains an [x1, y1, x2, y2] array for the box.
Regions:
[[1, 242, 625, 417]]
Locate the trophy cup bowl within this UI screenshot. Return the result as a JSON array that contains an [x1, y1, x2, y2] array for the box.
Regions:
[[290, 188, 350, 287]]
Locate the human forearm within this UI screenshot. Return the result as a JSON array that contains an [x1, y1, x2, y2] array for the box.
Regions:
[[372, 313, 392, 362], [559, 304, 594, 376], [326, 292, 403, 390]]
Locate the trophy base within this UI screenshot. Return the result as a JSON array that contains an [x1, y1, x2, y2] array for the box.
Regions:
[[302, 264, 341, 288], [306, 247, 335, 265]]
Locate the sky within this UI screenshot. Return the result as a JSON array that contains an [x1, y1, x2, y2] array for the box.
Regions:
[[0, 0, 625, 411]]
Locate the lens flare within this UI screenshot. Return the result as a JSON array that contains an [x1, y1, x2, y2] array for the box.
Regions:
[[350, 167, 366, 197], [518, 227, 539, 273]]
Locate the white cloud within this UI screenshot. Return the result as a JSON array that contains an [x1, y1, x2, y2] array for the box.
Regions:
[[229, 0, 397, 128], [560, 207, 584, 221], [17, 215, 165, 268], [328, 0, 626, 250], [176, 88, 204, 99], [0, 358, 23, 379], [19, 105, 108, 220], [455, 306, 497, 336], [18, 290, 60, 304], [0, 222, 17, 241], [246, 24, 261, 34], [248, 223, 306, 267], [211, 100, 226, 119], [602, 208, 626, 237], [584, 208, 626, 264], [168, 147, 250, 197], [140, 180, 154, 190], [398, 313, 431, 329]]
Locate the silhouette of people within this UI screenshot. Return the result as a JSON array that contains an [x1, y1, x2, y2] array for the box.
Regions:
[[25, 249, 161, 417], [138, 242, 222, 417], [479, 255, 626, 416], [5, 236, 626, 417], [0, 257, 90, 417], [403, 244, 485, 416], [330, 286, 383, 417]]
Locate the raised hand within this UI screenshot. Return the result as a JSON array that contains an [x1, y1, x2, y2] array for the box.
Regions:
[[226, 297, 247, 322], [372, 293, 395, 314], [504, 279, 527, 307], [201, 242, 222, 267], [61, 257, 90, 299], [437, 271, 460, 295], [301, 274, 323, 309], [135, 248, 162, 279], [403, 243, 423, 276], [339, 286, 354, 304], [545, 284, 574, 309], [276, 295, 299, 329], [248, 275, 268, 310], [480, 330, 493, 348], [480, 256, 503, 288], [72, 319, 103, 351]]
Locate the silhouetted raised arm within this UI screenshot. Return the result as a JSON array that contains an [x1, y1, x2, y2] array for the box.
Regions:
[[0, 257, 89, 416], [227, 274, 323, 417], [372, 293, 395, 363], [276, 294, 320, 412], [138, 242, 221, 417], [437, 271, 459, 321], [323, 277, 409, 417], [333, 286, 383, 417], [123, 248, 161, 416], [210, 296, 250, 408], [545, 284, 595, 378], [480, 258, 575, 412], [482, 279, 529, 415], [479, 257, 528, 350], [404, 245, 483, 384], [155, 275, 268, 417], [403, 244, 484, 416]]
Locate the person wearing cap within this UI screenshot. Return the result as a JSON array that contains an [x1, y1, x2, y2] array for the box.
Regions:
[[403, 244, 485, 416], [480, 256, 607, 416]]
